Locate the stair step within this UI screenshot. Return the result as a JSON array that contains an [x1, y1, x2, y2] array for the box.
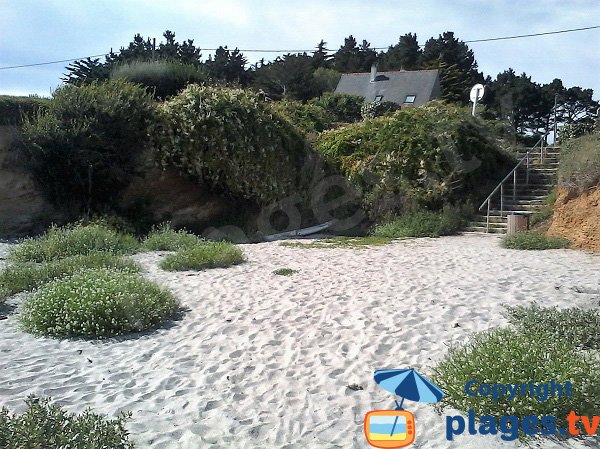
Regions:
[[464, 226, 506, 234]]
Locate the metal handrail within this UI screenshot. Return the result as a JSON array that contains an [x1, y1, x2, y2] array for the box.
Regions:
[[478, 133, 549, 232]]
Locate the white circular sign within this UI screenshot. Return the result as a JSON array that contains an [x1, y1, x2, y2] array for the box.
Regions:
[[470, 84, 485, 103]]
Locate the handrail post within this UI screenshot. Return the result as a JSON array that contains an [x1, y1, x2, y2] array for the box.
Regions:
[[513, 170, 517, 201], [526, 152, 529, 185], [500, 183, 504, 217], [486, 200, 490, 233]]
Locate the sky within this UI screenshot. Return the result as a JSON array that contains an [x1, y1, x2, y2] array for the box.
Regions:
[[0, 0, 599, 99]]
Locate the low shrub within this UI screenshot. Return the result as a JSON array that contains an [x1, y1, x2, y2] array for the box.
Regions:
[[529, 190, 557, 227], [432, 327, 600, 440], [0, 396, 133, 449], [8, 224, 139, 263], [160, 242, 244, 271], [271, 100, 333, 135], [110, 59, 207, 99], [506, 304, 600, 350], [141, 224, 202, 251], [0, 253, 139, 300], [309, 92, 364, 123], [372, 208, 466, 238], [558, 133, 600, 189], [502, 231, 570, 250], [20, 268, 176, 337]]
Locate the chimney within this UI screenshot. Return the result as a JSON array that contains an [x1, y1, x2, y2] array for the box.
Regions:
[[370, 63, 377, 83]]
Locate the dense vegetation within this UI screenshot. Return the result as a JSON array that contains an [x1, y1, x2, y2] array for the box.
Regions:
[[316, 101, 514, 221], [152, 85, 319, 205], [372, 208, 467, 238], [557, 133, 600, 189], [0, 95, 49, 126], [433, 326, 600, 440], [502, 231, 570, 250], [19, 80, 155, 216], [271, 100, 333, 135], [0, 397, 134, 449]]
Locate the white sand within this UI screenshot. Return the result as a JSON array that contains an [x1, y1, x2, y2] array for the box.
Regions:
[[1, 236, 599, 448]]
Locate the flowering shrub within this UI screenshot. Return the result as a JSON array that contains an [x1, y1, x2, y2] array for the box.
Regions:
[[360, 101, 401, 120], [152, 85, 319, 205], [0, 396, 133, 449], [141, 224, 202, 251], [271, 100, 333, 134], [8, 223, 139, 263], [20, 268, 177, 337], [0, 253, 139, 300], [160, 242, 244, 271], [309, 92, 364, 123]]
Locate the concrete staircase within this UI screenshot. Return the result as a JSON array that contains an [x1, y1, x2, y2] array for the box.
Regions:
[[465, 147, 560, 234]]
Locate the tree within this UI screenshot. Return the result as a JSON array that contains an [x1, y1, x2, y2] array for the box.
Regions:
[[333, 35, 377, 72], [381, 33, 421, 70], [312, 40, 332, 69], [420, 31, 482, 103], [204, 46, 251, 85], [63, 31, 203, 86], [252, 53, 317, 101]]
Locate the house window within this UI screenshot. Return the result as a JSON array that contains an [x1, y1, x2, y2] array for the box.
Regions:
[[374, 95, 383, 102], [404, 94, 416, 104]]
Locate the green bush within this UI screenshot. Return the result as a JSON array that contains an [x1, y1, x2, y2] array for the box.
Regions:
[[110, 59, 207, 99], [315, 101, 514, 221], [8, 224, 139, 263], [502, 231, 570, 250], [20, 268, 177, 337], [271, 100, 333, 135], [20, 80, 155, 215], [309, 92, 364, 123], [0, 95, 49, 126], [0, 396, 133, 449], [558, 133, 600, 189], [372, 208, 467, 238], [433, 327, 600, 439], [152, 85, 318, 204], [141, 224, 202, 251], [273, 268, 297, 276], [506, 304, 600, 350], [0, 253, 139, 300], [360, 101, 401, 120], [529, 190, 557, 226], [160, 242, 244, 271]]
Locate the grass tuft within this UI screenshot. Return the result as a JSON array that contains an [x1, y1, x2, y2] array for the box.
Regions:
[[160, 242, 244, 271], [20, 268, 177, 338], [502, 231, 570, 250], [372, 210, 466, 238], [8, 223, 139, 263], [141, 224, 202, 251], [273, 268, 297, 276], [0, 253, 139, 300], [280, 236, 392, 249]]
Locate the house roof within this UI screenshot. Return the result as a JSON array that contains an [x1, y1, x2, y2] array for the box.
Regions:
[[334, 69, 441, 106]]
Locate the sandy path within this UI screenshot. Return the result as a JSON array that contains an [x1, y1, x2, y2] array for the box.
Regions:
[[0, 236, 599, 448]]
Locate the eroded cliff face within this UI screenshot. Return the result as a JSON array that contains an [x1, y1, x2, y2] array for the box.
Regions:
[[0, 126, 239, 238], [0, 126, 64, 238], [547, 187, 600, 252]]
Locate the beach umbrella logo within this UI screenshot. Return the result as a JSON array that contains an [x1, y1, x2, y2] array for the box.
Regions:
[[364, 368, 444, 448]]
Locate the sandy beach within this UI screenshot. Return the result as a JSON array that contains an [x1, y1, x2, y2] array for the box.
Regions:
[[1, 235, 599, 448]]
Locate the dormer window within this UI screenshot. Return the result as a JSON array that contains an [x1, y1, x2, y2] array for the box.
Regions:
[[374, 95, 383, 102], [403, 94, 416, 104]]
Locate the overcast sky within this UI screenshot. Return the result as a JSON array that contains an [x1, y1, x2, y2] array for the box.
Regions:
[[0, 0, 598, 99]]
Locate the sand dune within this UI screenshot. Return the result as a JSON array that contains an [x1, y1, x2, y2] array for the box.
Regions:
[[0, 236, 599, 448]]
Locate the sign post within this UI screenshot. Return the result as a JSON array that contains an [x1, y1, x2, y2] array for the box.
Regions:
[[470, 84, 485, 117]]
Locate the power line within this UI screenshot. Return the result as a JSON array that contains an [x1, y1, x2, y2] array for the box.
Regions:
[[0, 24, 598, 70]]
